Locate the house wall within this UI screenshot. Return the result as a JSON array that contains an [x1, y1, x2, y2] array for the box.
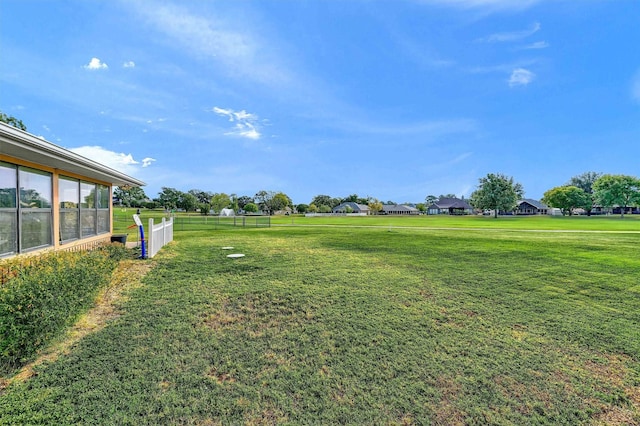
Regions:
[[516, 203, 548, 215], [1, 153, 113, 258]]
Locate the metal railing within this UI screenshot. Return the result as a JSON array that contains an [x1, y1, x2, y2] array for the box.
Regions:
[[170, 215, 271, 231]]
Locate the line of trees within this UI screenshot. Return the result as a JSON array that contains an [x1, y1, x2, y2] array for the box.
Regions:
[[543, 172, 640, 218], [113, 187, 294, 216], [468, 171, 640, 219], [114, 171, 640, 219]]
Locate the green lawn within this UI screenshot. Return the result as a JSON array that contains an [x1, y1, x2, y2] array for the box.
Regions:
[[1, 218, 639, 424], [271, 213, 640, 231]]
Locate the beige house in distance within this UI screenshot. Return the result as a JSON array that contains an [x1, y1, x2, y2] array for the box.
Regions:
[[0, 122, 144, 258]]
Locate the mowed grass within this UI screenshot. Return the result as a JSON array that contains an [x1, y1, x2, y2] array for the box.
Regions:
[[272, 213, 640, 231], [1, 222, 639, 424]]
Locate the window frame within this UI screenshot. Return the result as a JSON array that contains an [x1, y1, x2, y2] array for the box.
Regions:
[[0, 162, 18, 257], [17, 165, 53, 253], [59, 175, 80, 243]]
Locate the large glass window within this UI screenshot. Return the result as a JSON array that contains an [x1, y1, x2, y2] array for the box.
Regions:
[[19, 168, 52, 209], [0, 162, 16, 208], [18, 167, 52, 251], [97, 184, 110, 233], [1, 161, 112, 257], [62, 179, 109, 240], [21, 211, 52, 251], [59, 177, 80, 242], [0, 211, 17, 256], [0, 162, 18, 256], [80, 181, 97, 237]]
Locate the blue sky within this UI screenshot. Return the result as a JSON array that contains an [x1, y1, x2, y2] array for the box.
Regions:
[[2, 0, 639, 205]]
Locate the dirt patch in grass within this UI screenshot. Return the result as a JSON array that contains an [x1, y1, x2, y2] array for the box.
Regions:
[[0, 259, 154, 390], [206, 366, 237, 385], [202, 293, 314, 337], [432, 374, 466, 425], [585, 353, 640, 425], [243, 405, 289, 425]]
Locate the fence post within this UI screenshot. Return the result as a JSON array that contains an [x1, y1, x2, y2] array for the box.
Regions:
[[161, 217, 166, 247], [148, 218, 154, 258]]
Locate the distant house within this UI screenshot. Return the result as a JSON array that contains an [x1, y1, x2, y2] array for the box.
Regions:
[[1, 122, 144, 258], [380, 204, 420, 215], [274, 206, 293, 215], [516, 199, 549, 215], [332, 202, 370, 214], [592, 205, 640, 215], [427, 198, 474, 215]]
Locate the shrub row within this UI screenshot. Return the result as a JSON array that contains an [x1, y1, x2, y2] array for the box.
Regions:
[[0, 244, 129, 375]]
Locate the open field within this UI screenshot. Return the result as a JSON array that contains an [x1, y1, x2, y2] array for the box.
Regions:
[[270, 213, 640, 231], [2, 218, 639, 424], [114, 208, 640, 236]]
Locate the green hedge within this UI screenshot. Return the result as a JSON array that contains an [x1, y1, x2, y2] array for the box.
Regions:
[[0, 244, 128, 375]]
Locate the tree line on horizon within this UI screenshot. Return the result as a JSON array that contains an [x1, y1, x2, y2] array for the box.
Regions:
[[114, 171, 640, 218]]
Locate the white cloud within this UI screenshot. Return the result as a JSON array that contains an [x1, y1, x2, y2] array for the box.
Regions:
[[212, 107, 262, 140], [521, 41, 549, 50], [451, 152, 473, 164], [129, 3, 289, 86], [68, 146, 152, 174], [84, 57, 108, 70], [479, 22, 541, 43], [142, 157, 156, 167], [231, 123, 260, 140], [509, 68, 535, 87], [123, 61, 136, 68]]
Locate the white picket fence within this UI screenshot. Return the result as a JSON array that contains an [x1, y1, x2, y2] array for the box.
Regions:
[[148, 217, 174, 258]]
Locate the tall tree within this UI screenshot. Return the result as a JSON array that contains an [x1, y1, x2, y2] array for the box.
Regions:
[[342, 194, 359, 203], [188, 189, 212, 204], [470, 173, 524, 218], [255, 190, 274, 214], [243, 202, 259, 213], [593, 174, 640, 218], [311, 195, 340, 209], [157, 187, 182, 210], [542, 186, 588, 216], [255, 190, 291, 215], [114, 186, 147, 208], [272, 192, 293, 212], [425, 195, 438, 206], [368, 199, 383, 215], [567, 172, 601, 215], [210, 193, 231, 213], [229, 194, 239, 212], [237, 196, 254, 209], [178, 192, 199, 212]]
